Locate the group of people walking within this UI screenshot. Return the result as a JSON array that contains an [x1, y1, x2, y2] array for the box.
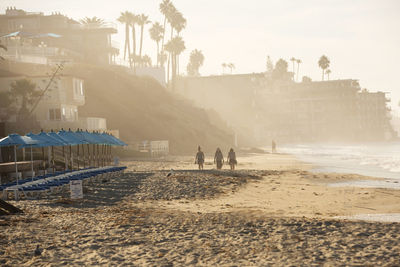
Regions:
[[195, 146, 237, 170]]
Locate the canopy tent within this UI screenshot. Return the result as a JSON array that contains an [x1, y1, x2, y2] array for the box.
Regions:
[[0, 134, 37, 186]]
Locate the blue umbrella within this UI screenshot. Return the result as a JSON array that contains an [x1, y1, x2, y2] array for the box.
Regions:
[[22, 132, 60, 179], [75, 130, 102, 167], [91, 132, 111, 167], [19, 132, 60, 148], [93, 132, 113, 145], [37, 132, 62, 174], [0, 134, 37, 186], [58, 130, 87, 145], [47, 132, 70, 171], [47, 132, 69, 146], [0, 134, 37, 147], [58, 130, 87, 170], [76, 130, 101, 144], [101, 133, 127, 146], [101, 133, 127, 166]]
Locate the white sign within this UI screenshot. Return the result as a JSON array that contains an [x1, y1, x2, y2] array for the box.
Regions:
[[113, 156, 119, 166], [70, 180, 83, 199]]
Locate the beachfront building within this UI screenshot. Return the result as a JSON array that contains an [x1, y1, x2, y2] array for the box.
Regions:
[[0, 7, 118, 65], [0, 71, 107, 132], [175, 75, 395, 145]]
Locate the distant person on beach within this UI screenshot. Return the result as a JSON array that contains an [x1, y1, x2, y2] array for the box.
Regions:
[[214, 148, 224, 169], [272, 140, 277, 154], [195, 146, 205, 170], [227, 148, 237, 170]]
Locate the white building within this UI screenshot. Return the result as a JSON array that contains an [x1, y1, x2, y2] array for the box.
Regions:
[[0, 72, 107, 131]]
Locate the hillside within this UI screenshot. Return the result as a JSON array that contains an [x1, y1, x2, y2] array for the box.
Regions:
[[65, 64, 234, 154]]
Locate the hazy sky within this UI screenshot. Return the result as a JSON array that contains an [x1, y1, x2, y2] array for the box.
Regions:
[[2, 0, 400, 109]]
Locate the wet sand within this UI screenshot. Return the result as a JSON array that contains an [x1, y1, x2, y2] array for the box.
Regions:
[[1, 153, 400, 266]]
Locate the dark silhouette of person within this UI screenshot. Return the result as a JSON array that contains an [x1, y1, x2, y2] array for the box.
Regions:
[[214, 148, 224, 169], [195, 146, 205, 170], [227, 148, 237, 170], [272, 140, 277, 154]]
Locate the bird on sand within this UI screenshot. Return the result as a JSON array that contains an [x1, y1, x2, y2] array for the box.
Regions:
[[166, 169, 174, 177], [34, 245, 42, 256]]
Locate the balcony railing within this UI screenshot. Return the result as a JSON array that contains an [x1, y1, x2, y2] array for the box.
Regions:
[[70, 22, 117, 31]]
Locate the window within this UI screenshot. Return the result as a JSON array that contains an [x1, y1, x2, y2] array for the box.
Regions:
[[74, 79, 84, 96], [49, 108, 61, 120], [79, 81, 84, 95]]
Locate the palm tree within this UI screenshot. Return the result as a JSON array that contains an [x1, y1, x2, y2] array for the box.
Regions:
[[164, 36, 185, 87], [296, 59, 302, 82], [222, 63, 227, 74], [129, 13, 138, 61], [172, 11, 186, 36], [141, 55, 152, 67], [290, 57, 296, 81], [272, 58, 289, 81], [159, 0, 174, 53], [137, 14, 151, 59], [318, 55, 330, 81], [159, 51, 167, 68], [166, 5, 177, 80], [117, 12, 132, 64], [266, 56, 274, 73], [326, 69, 331, 80], [80, 17, 105, 28], [10, 79, 40, 121], [187, 49, 204, 76], [149, 22, 164, 66], [227, 63, 235, 74], [170, 11, 186, 74]]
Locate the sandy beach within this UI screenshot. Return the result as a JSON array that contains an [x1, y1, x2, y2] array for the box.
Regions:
[[1, 153, 400, 266]]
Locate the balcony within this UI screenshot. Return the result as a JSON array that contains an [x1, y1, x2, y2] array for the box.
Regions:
[[69, 22, 118, 33], [2, 45, 73, 65]]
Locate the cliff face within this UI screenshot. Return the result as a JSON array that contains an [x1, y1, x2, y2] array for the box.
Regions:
[[66, 64, 234, 154]]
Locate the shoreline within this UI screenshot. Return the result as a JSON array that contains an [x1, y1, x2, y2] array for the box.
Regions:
[[122, 153, 400, 222]]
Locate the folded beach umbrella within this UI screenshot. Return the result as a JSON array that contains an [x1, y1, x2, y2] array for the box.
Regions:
[[0, 134, 38, 185]]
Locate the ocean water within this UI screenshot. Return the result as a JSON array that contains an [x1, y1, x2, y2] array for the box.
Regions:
[[335, 213, 400, 223], [278, 142, 400, 189]]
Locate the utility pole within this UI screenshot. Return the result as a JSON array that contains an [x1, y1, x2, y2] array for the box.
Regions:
[[27, 62, 64, 118]]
